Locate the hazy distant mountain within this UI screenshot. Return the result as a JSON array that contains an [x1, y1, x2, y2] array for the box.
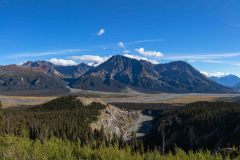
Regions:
[[22, 61, 93, 78], [72, 55, 232, 93], [233, 81, 240, 90], [209, 74, 240, 88], [0, 65, 68, 95]]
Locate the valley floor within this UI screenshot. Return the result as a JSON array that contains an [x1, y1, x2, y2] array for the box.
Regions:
[[1, 91, 239, 108]]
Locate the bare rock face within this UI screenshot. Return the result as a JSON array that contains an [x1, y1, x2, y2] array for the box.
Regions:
[[77, 97, 140, 139]]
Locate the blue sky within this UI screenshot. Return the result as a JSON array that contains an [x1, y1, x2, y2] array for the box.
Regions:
[[1, 0, 240, 76]]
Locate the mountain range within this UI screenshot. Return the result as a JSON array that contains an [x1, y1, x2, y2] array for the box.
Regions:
[[0, 55, 234, 95], [209, 74, 240, 89], [72, 55, 232, 93], [22, 61, 93, 78]]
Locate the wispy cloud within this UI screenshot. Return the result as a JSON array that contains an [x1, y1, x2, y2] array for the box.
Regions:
[[87, 39, 164, 50], [233, 63, 240, 66], [7, 49, 85, 58], [49, 58, 77, 66], [127, 39, 165, 45], [97, 28, 105, 36], [165, 52, 240, 61], [118, 42, 125, 48], [204, 60, 224, 64]]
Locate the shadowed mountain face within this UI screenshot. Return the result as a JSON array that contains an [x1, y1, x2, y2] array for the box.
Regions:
[[209, 75, 240, 88], [55, 63, 93, 78], [233, 82, 240, 90], [0, 65, 68, 95], [72, 55, 232, 93]]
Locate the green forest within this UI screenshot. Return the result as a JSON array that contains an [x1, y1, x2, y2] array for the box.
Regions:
[[0, 135, 231, 160], [145, 101, 240, 152], [1, 96, 240, 159]]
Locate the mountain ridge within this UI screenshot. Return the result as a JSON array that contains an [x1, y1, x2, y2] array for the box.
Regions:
[[72, 55, 233, 93], [22, 61, 93, 78], [0, 55, 234, 94]]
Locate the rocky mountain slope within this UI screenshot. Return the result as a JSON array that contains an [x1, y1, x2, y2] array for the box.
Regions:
[[22, 61, 93, 78], [72, 55, 233, 93], [0, 65, 68, 95], [55, 63, 93, 78]]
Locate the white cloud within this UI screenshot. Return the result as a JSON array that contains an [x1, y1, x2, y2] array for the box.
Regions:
[[123, 50, 130, 54], [70, 55, 110, 66], [8, 49, 84, 58], [123, 54, 159, 64], [166, 53, 240, 61], [234, 63, 240, 66], [49, 58, 77, 66], [200, 71, 229, 77], [135, 48, 163, 57], [118, 42, 124, 48], [97, 28, 105, 36], [87, 62, 99, 66], [204, 60, 224, 64]]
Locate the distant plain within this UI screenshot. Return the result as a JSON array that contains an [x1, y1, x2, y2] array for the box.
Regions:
[[1, 88, 239, 108]]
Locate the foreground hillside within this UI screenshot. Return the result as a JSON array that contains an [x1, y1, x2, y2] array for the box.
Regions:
[[2, 96, 240, 159], [2, 96, 106, 143], [0, 135, 231, 160], [145, 101, 240, 152], [1, 95, 139, 143]]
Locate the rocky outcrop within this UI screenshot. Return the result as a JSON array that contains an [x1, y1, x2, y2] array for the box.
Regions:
[[77, 97, 140, 139]]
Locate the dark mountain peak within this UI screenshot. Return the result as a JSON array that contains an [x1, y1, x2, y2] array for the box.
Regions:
[[106, 55, 145, 65], [166, 60, 194, 69], [154, 60, 199, 75], [224, 74, 239, 79], [96, 55, 157, 75], [109, 54, 128, 60], [73, 55, 232, 93]]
